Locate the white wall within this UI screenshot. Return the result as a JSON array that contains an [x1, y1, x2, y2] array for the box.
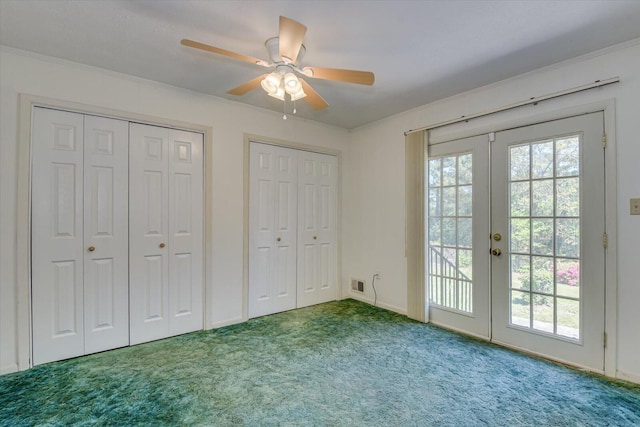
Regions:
[[346, 39, 640, 382], [0, 48, 350, 374]]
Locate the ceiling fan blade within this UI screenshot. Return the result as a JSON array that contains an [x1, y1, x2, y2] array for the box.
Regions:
[[181, 39, 265, 66], [303, 67, 375, 85], [300, 78, 328, 110], [227, 74, 267, 95], [279, 16, 307, 64]]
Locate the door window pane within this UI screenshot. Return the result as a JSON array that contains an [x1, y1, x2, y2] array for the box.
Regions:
[[510, 218, 530, 253], [510, 182, 530, 217], [532, 179, 554, 217], [429, 188, 441, 216], [556, 137, 580, 177], [532, 141, 554, 179], [556, 259, 580, 298], [510, 255, 530, 290], [458, 154, 473, 185], [556, 178, 579, 217], [510, 290, 530, 328], [458, 185, 472, 216], [556, 218, 580, 258], [531, 219, 554, 256], [557, 298, 580, 339], [532, 294, 554, 333], [510, 145, 530, 180]]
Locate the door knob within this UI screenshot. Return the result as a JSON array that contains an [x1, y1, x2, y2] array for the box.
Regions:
[[492, 248, 502, 256], [313, 236, 317, 240], [88, 246, 95, 252], [159, 243, 166, 248], [493, 233, 502, 241], [277, 237, 281, 242]]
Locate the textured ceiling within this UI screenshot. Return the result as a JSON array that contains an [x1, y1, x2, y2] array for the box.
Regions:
[[2, 0, 640, 129]]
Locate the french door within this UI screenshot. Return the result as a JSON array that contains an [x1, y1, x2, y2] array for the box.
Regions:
[[427, 112, 606, 371], [491, 113, 605, 370], [427, 135, 490, 338]]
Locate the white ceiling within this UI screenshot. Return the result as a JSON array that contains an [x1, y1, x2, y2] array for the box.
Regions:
[[2, 0, 640, 129]]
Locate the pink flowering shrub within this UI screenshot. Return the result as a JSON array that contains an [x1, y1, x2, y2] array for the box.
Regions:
[[557, 264, 579, 286]]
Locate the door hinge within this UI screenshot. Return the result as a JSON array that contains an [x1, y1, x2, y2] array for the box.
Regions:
[[603, 232, 608, 249], [602, 133, 607, 149], [603, 332, 607, 348]]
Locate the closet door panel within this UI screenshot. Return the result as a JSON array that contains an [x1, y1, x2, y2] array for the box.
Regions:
[[129, 123, 170, 345], [83, 115, 129, 354], [168, 129, 204, 336], [249, 143, 297, 318], [297, 152, 337, 308], [32, 107, 85, 365]]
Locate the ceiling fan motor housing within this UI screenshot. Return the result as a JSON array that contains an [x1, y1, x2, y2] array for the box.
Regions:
[[265, 37, 306, 66]]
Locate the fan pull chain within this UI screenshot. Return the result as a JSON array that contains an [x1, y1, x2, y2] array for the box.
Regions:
[[283, 96, 287, 120]]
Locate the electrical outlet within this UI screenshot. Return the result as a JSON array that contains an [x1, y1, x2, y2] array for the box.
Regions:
[[631, 198, 640, 215]]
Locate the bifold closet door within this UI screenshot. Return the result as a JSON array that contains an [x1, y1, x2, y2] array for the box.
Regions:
[[129, 123, 204, 345], [83, 115, 130, 354], [248, 143, 298, 318], [32, 108, 129, 365], [297, 151, 338, 308]]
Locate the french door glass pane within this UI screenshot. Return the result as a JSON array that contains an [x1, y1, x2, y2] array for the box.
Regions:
[[508, 135, 582, 340], [428, 152, 473, 313]]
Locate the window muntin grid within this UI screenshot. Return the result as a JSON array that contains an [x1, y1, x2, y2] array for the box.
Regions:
[[428, 152, 473, 313]]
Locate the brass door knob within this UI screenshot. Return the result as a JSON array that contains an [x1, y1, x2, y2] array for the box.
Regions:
[[313, 236, 317, 240], [277, 237, 281, 242], [492, 248, 502, 256], [493, 233, 502, 241], [88, 246, 95, 252], [159, 243, 166, 248]]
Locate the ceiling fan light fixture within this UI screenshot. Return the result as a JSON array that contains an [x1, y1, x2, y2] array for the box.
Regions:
[[289, 88, 307, 101], [268, 85, 286, 101], [283, 72, 302, 94], [261, 72, 282, 94]]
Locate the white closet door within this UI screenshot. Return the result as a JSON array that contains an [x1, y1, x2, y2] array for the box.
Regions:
[[83, 115, 129, 354], [129, 123, 170, 345], [32, 107, 85, 365], [167, 129, 203, 336], [249, 143, 298, 318], [297, 151, 338, 308]]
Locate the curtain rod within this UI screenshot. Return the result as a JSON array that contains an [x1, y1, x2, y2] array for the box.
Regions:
[[404, 77, 620, 136]]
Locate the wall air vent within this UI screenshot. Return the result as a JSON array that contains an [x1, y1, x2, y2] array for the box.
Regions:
[[351, 278, 365, 292]]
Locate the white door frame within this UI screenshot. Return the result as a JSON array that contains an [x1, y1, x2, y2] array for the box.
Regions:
[[426, 100, 618, 378], [15, 94, 213, 371], [242, 134, 342, 321]]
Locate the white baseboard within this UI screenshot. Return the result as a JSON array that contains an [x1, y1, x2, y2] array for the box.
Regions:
[[428, 320, 490, 341], [491, 338, 605, 376], [347, 292, 407, 316], [616, 370, 640, 385], [1, 363, 19, 376], [206, 316, 245, 330]]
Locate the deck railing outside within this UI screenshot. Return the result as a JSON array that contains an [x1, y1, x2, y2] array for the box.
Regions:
[[429, 246, 472, 313]]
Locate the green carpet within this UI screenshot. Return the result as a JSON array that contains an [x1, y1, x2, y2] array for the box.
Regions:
[[1, 299, 639, 426]]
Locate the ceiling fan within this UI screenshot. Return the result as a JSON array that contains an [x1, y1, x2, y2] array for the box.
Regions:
[[181, 16, 374, 111]]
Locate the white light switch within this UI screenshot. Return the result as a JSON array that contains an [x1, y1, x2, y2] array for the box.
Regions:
[[631, 198, 640, 215]]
